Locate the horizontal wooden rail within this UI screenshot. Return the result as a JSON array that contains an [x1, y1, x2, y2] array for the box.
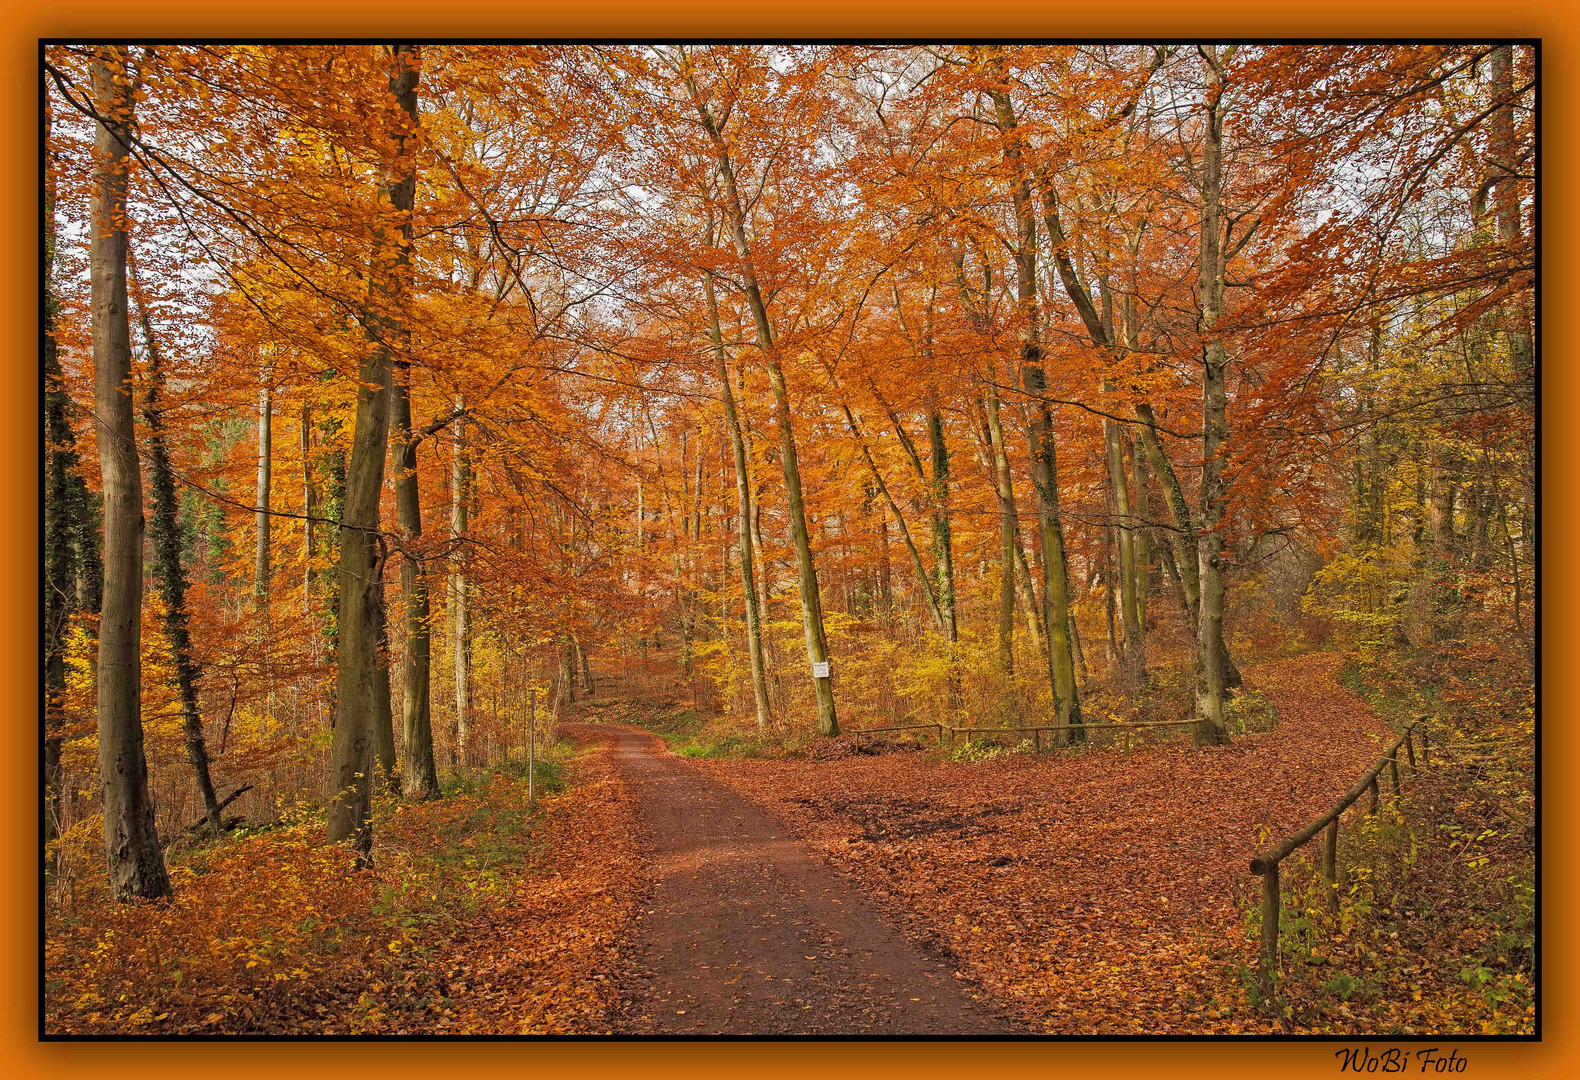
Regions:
[[949, 718, 1198, 735], [1249, 722, 1421, 874], [854, 717, 1206, 754], [1248, 716, 1431, 999], [852, 723, 944, 747]]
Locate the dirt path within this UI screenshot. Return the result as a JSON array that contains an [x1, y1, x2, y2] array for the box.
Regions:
[[565, 723, 1010, 1036]]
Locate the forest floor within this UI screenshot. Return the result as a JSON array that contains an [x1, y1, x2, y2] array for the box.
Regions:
[[44, 740, 643, 1034], [577, 651, 1533, 1036]]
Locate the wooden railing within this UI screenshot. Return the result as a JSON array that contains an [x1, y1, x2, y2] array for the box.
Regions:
[[1248, 717, 1431, 997], [851, 723, 945, 749], [851, 717, 1203, 754]]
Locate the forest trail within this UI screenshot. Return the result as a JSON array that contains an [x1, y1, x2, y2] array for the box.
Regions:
[[564, 723, 1011, 1036]]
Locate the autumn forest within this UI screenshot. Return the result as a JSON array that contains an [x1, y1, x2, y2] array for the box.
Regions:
[[42, 43, 1535, 1036]]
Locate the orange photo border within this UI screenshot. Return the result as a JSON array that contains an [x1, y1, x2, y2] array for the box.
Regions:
[[3, 5, 1568, 1077]]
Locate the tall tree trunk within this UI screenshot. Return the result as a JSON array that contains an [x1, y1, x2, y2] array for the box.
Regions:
[[955, 252, 1017, 680], [687, 64, 837, 736], [1098, 258, 1147, 691], [1103, 401, 1146, 691], [985, 382, 1018, 681], [1193, 46, 1234, 746], [90, 48, 170, 900], [371, 574, 398, 788], [1127, 428, 1152, 630], [255, 378, 273, 605], [449, 404, 472, 780], [329, 44, 419, 859], [925, 402, 958, 644], [1490, 45, 1533, 383], [130, 253, 225, 837], [876, 499, 894, 626], [391, 357, 437, 794], [985, 58, 1082, 734], [44, 91, 75, 875], [578, 636, 595, 696], [704, 271, 771, 733], [301, 403, 316, 617]]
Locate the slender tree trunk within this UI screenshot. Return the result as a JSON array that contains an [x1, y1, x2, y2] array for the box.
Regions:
[[449, 404, 472, 780], [1128, 429, 1152, 629], [330, 44, 420, 859], [1194, 46, 1234, 746], [301, 403, 316, 617], [371, 574, 397, 787], [44, 92, 75, 875], [391, 358, 438, 795], [985, 52, 1082, 735], [1098, 257, 1146, 690], [130, 254, 225, 837], [1104, 400, 1147, 691], [688, 66, 837, 735], [985, 383, 1019, 681], [926, 402, 958, 644], [578, 635, 595, 696], [1491, 46, 1533, 383], [255, 378, 273, 605], [704, 271, 771, 732], [876, 500, 894, 626], [90, 48, 170, 900]]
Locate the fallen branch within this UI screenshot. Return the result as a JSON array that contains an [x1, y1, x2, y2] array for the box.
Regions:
[[187, 784, 254, 832]]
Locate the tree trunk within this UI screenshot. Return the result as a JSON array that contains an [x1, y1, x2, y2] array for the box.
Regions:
[[984, 380, 1018, 681], [372, 574, 398, 789], [1490, 46, 1533, 382], [448, 404, 472, 783], [578, 636, 595, 696], [1128, 428, 1152, 629], [130, 253, 225, 837], [391, 353, 438, 796], [329, 44, 420, 860], [926, 402, 958, 643], [985, 51, 1082, 735], [1104, 401, 1147, 691], [90, 48, 170, 900], [704, 271, 772, 733], [301, 404, 317, 620], [687, 66, 837, 736], [876, 500, 894, 626], [1193, 46, 1234, 746], [44, 92, 76, 875], [255, 379, 273, 606]]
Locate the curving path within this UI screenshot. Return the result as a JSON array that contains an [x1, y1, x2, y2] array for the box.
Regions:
[[564, 723, 1009, 1036]]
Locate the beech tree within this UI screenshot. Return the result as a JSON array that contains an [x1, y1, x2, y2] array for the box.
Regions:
[[89, 46, 170, 900]]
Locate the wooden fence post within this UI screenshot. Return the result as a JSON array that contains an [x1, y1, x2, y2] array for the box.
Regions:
[[1368, 776, 1379, 816], [1323, 820, 1339, 913], [1389, 753, 1401, 795], [1259, 863, 1280, 999], [1405, 731, 1416, 771]]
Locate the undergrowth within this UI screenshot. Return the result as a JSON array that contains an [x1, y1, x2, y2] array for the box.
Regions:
[[45, 743, 586, 1034], [1233, 778, 1534, 1034]]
